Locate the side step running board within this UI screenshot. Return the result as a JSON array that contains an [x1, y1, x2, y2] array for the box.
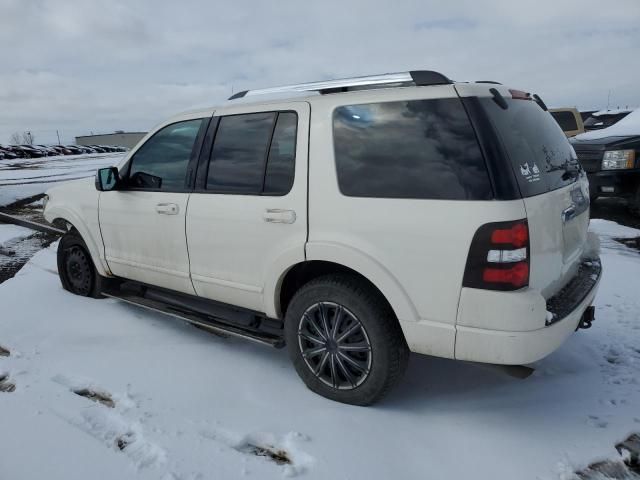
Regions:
[[102, 290, 285, 348]]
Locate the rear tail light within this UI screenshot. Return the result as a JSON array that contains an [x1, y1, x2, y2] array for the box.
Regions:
[[463, 220, 530, 291]]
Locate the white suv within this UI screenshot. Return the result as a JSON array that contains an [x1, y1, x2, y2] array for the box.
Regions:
[[44, 71, 601, 405]]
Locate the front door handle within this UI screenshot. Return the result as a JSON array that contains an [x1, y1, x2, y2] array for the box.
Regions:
[[156, 203, 179, 215], [263, 208, 296, 224]]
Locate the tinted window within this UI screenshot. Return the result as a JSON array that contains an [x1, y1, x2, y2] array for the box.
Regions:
[[264, 112, 297, 195], [127, 119, 203, 190], [333, 98, 492, 200], [480, 97, 579, 197], [207, 113, 275, 193], [551, 111, 578, 132]]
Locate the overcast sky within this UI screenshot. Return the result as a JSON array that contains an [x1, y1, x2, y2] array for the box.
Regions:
[[1, 0, 639, 144]]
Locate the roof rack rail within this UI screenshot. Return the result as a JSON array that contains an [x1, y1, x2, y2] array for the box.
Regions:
[[475, 80, 502, 85], [228, 70, 452, 100]]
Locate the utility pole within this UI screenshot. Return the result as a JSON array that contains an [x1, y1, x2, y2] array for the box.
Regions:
[[56, 130, 61, 144], [607, 90, 611, 110]]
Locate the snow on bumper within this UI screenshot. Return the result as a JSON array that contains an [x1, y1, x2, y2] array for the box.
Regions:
[[453, 260, 602, 365]]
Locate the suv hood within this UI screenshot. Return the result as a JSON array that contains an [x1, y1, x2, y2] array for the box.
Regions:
[[571, 135, 638, 148]]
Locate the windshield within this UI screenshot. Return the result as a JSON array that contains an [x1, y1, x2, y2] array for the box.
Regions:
[[479, 96, 580, 197]]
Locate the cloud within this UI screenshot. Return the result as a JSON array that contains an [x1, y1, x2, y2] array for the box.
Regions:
[[0, 0, 639, 143]]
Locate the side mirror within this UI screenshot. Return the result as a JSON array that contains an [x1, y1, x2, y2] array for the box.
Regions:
[[95, 167, 120, 191]]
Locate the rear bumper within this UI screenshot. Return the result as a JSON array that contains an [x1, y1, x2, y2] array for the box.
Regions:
[[588, 170, 640, 199], [454, 259, 602, 365]]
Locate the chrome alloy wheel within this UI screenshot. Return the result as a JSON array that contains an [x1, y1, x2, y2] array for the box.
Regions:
[[297, 302, 372, 390]]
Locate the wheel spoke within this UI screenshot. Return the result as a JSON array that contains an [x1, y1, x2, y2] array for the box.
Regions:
[[302, 345, 327, 359], [336, 322, 361, 344], [318, 303, 331, 339], [337, 351, 368, 373], [329, 353, 338, 388], [335, 353, 356, 388], [304, 313, 327, 341], [299, 331, 325, 345], [338, 342, 371, 353], [330, 305, 344, 339], [314, 351, 330, 376]]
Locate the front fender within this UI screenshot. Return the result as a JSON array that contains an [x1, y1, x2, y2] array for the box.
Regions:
[[44, 180, 111, 277]]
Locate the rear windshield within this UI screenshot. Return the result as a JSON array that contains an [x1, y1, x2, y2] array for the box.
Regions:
[[480, 97, 579, 197], [550, 111, 578, 132]]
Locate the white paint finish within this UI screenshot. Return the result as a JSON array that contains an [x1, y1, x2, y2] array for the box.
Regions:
[[99, 190, 194, 294], [43, 177, 111, 276], [523, 179, 589, 299], [397, 319, 456, 358], [306, 87, 528, 329], [455, 276, 600, 364], [186, 101, 309, 314], [456, 287, 547, 332]]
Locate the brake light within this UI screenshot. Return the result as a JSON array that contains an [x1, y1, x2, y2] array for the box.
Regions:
[[509, 89, 532, 100], [463, 220, 530, 291], [491, 222, 529, 248], [482, 262, 529, 288]]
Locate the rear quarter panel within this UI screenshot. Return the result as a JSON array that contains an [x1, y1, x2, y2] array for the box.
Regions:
[[306, 88, 528, 357]]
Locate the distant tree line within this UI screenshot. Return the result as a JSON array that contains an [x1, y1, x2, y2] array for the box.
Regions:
[[9, 131, 35, 145]]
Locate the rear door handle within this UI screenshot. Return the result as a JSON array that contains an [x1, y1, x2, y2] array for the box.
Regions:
[[156, 203, 179, 215], [263, 209, 296, 224]]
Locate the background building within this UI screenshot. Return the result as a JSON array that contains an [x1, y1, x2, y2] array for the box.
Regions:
[[75, 131, 147, 149]]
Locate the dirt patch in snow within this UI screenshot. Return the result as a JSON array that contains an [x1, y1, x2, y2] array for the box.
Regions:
[[238, 443, 292, 465], [73, 388, 115, 408], [615, 237, 640, 252], [576, 433, 640, 479], [0, 374, 16, 393]]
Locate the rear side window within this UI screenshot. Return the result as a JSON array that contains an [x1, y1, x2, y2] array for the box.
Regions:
[[332, 98, 492, 200], [480, 97, 579, 197], [551, 111, 578, 132], [264, 112, 297, 195], [206, 111, 297, 195], [207, 112, 275, 193]]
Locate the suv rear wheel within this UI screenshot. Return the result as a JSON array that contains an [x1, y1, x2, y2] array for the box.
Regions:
[[284, 274, 409, 405], [57, 230, 104, 298]]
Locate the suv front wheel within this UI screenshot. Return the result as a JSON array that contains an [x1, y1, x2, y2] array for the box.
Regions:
[[57, 230, 105, 298], [284, 275, 409, 405]]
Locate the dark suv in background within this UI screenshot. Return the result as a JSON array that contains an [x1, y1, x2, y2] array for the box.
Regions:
[[572, 109, 640, 214]]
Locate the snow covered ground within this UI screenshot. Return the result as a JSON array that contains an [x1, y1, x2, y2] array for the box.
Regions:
[[0, 219, 639, 480], [0, 152, 123, 206]]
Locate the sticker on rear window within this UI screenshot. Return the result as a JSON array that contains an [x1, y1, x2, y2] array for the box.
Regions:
[[520, 162, 541, 183]]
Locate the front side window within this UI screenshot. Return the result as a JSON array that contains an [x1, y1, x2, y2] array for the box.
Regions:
[[333, 98, 492, 200], [127, 119, 204, 190]]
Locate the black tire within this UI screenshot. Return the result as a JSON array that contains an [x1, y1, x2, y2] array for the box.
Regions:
[[284, 274, 409, 406], [628, 185, 640, 217], [57, 230, 105, 298]]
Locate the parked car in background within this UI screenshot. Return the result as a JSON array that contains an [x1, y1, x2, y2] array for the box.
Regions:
[[580, 110, 596, 122], [62, 145, 84, 155], [549, 108, 585, 137], [36, 145, 59, 156], [583, 108, 633, 131], [45, 71, 601, 405], [19, 145, 48, 157], [572, 108, 640, 213], [0, 147, 19, 160]]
